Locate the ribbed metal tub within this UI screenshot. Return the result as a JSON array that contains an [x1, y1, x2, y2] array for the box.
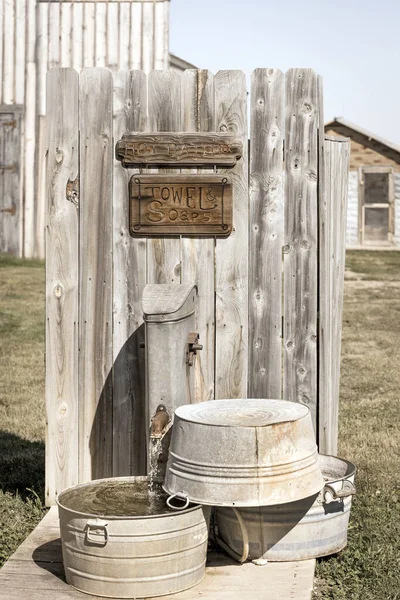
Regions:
[[57, 477, 209, 598], [215, 455, 356, 562], [164, 399, 323, 507]]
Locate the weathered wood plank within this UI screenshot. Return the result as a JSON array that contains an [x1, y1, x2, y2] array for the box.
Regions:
[[181, 70, 216, 403], [107, 3, 119, 69], [112, 69, 148, 477], [3, 0, 15, 104], [15, 0, 26, 104], [283, 69, 319, 431], [154, 0, 166, 69], [45, 69, 79, 505], [129, 2, 142, 70], [118, 4, 130, 71], [331, 139, 350, 453], [71, 3, 83, 71], [94, 3, 106, 67], [23, 0, 37, 258], [60, 2, 72, 68], [319, 136, 350, 454], [37, 0, 49, 116], [317, 76, 330, 451], [116, 133, 242, 167], [0, 507, 315, 600], [147, 70, 182, 285], [35, 115, 46, 259], [82, 3, 95, 68], [214, 70, 248, 400], [79, 68, 113, 482], [248, 68, 284, 399], [142, 1, 154, 72], [48, 2, 60, 68]]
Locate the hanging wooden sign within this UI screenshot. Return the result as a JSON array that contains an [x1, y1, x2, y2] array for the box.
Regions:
[[129, 174, 233, 237], [116, 133, 242, 167]]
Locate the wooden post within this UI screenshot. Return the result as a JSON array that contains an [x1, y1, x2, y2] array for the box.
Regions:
[[214, 71, 249, 400], [147, 70, 182, 284], [249, 68, 284, 400], [283, 69, 319, 432], [79, 68, 113, 482], [319, 135, 350, 454], [45, 69, 79, 506], [113, 70, 148, 477], [181, 69, 216, 402]]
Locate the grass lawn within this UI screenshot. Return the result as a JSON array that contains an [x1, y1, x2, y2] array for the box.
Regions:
[[0, 250, 399, 599]]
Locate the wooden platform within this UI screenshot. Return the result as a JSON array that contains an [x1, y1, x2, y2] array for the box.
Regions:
[[0, 508, 315, 600]]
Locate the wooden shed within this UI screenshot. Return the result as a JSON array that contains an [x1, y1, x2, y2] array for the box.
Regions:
[[325, 118, 400, 247], [0, 0, 177, 258]]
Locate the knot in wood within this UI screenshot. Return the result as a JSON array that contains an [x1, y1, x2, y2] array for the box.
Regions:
[[54, 283, 63, 299], [300, 239, 310, 250], [301, 102, 313, 114], [283, 244, 291, 254], [307, 170, 317, 182], [55, 149, 63, 164]]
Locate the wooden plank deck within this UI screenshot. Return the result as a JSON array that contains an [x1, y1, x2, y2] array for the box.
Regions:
[[0, 507, 315, 600]]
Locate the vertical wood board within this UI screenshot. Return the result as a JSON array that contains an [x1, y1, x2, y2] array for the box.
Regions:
[[181, 69, 216, 402], [45, 69, 79, 505], [3, 0, 15, 105], [283, 69, 319, 431], [15, 0, 26, 105], [113, 70, 148, 476], [319, 137, 350, 454], [141, 2, 154, 73], [72, 3, 83, 71], [249, 68, 284, 399], [119, 4, 131, 71], [130, 2, 142, 70], [83, 3, 95, 68], [147, 70, 182, 285], [214, 70, 248, 400], [79, 68, 113, 482]]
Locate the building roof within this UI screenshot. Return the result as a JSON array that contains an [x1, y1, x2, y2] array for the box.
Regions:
[[325, 117, 400, 164], [169, 53, 198, 71]]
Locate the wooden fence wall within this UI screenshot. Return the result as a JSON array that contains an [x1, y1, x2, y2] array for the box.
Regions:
[[46, 67, 349, 506]]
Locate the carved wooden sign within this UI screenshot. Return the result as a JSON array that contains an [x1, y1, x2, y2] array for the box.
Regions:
[[129, 174, 232, 237], [116, 133, 242, 167]]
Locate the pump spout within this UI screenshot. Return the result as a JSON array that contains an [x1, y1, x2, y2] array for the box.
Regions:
[[150, 404, 171, 439]]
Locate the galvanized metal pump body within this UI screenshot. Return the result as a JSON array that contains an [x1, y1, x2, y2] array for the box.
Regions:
[[142, 283, 200, 482]]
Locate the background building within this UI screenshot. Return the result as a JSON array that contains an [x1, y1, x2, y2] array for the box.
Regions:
[[325, 118, 400, 247]]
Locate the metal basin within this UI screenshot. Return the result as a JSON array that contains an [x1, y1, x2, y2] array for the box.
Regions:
[[215, 454, 356, 562], [163, 399, 324, 507], [57, 476, 209, 598]]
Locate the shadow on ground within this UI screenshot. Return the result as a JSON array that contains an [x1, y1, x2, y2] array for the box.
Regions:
[[0, 431, 45, 501]]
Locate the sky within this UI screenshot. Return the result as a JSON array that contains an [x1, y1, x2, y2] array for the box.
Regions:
[[170, 0, 400, 145]]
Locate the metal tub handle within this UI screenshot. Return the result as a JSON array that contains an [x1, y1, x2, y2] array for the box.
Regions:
[[324, 480, 356, 503], [85, 519, 109, 545], [166, 493, 190, 511], [216, 507, 250, 564]]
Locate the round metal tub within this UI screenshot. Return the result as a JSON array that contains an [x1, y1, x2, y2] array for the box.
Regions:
[[163, 399, 323, 507], [57, 476, 210, 598], [215, 455, 356, 562]]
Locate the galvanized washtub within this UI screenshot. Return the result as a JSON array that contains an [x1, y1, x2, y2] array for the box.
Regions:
[[164, 399, 324, 507], [57, 476, 210, 598], [215, 454, 356, 562]]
